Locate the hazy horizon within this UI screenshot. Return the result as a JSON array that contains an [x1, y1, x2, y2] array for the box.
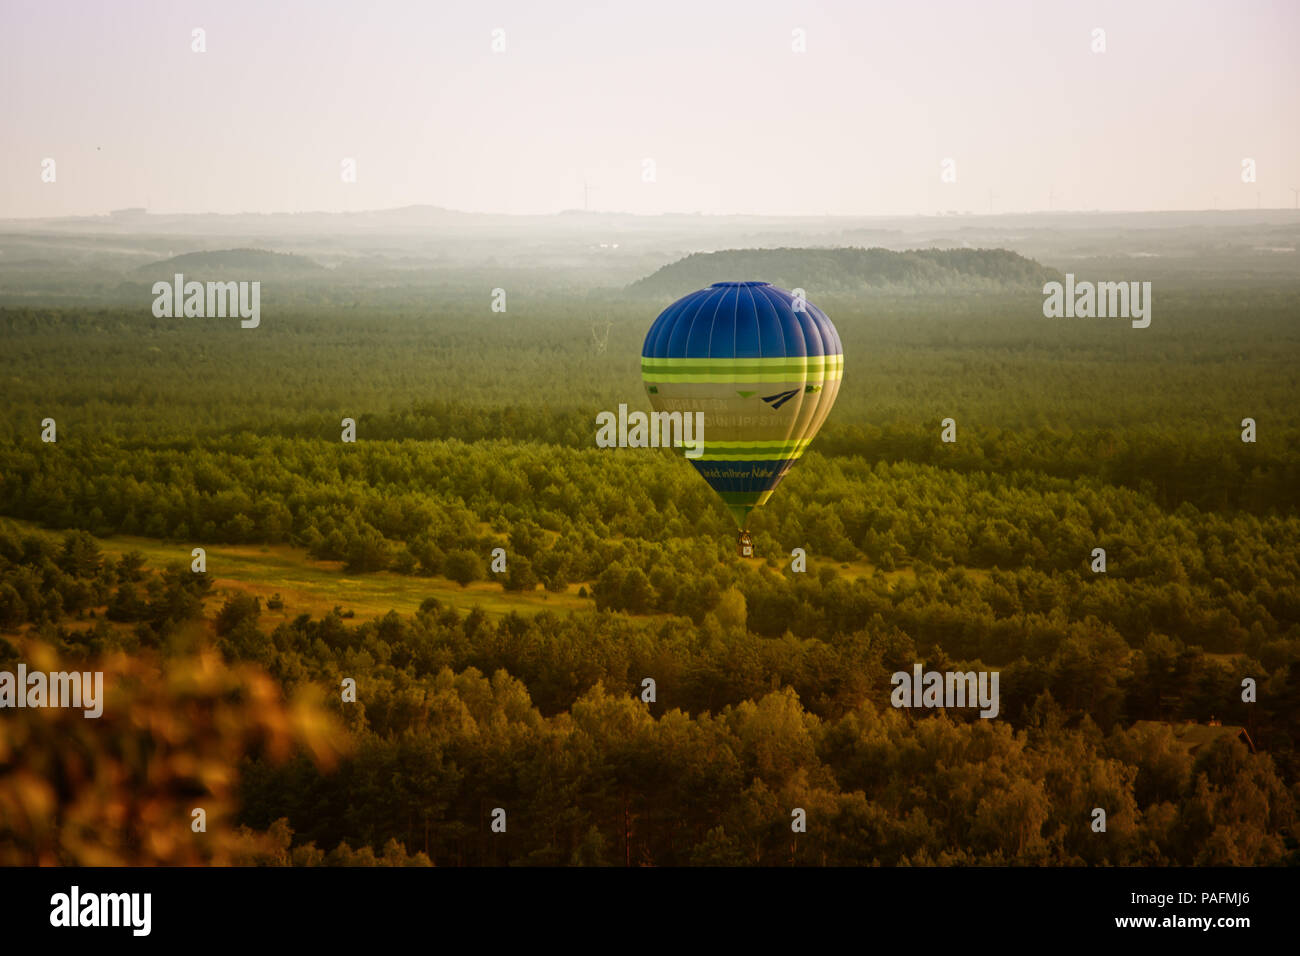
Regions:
[[2, 0, 1298, 219], [6, 202, 1300, 224]]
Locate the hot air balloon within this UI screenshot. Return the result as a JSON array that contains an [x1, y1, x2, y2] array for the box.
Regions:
[[641, 281, 843, 554]]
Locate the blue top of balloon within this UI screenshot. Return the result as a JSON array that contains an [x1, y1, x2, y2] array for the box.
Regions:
[[641, 281, 842, 360]]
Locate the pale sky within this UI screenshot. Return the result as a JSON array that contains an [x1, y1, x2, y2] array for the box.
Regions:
[[1, 0, 1296, 218]]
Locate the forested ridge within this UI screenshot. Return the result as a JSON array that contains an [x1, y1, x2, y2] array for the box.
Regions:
[[0, 286, 1297, 865], [628, 247, 1063, 296], [133, 248, 327, 277]]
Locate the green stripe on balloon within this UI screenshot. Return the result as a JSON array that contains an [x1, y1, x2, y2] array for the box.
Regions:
[[644, 373, 843, 384], [691, 442, 811, 455], [641, 355, 843, 368], [693, 451, 807, 462]]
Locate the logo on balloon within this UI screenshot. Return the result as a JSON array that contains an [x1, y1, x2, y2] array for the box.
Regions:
[[761, 389, 801, 410]]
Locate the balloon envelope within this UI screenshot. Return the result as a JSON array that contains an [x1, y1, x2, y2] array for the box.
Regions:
[[641, 281, 843, 528]]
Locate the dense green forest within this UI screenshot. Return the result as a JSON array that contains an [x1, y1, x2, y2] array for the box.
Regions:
[[1, 278, 1297, 865]]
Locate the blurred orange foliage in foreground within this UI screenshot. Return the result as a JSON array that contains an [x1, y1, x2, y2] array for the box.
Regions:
[[0, 638, 348, 865]]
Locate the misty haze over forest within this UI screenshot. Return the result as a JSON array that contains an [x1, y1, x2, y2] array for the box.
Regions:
[[2, 208, 1298, 306]]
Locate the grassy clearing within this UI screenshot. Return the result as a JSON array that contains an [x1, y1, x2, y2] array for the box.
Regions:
[[5, 519, 594, 623], [7, 519, 937, 630]]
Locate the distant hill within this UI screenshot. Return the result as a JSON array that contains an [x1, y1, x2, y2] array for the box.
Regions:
[[628, 247, 1062, 297], [134, 248, 325, 276]]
